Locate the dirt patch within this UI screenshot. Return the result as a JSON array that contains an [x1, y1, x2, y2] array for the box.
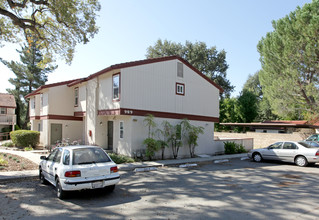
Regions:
[[281, 174, 301, 179], [277, 181, 299, 187], [0, 153, 38, 171]]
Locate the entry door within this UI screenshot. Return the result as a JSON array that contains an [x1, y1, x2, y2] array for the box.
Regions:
[[51, 124, 62, 145], [107, 121, 113, 150]]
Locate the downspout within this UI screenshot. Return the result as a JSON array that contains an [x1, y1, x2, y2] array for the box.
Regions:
[[95, 77, 100, 145]]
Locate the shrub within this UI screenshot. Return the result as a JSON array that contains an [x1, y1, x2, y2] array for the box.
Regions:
[[10, 130, 40, 148], [224, 142, 237, 154], [143, 138, 160, 160], [24, 147, 33, 151], [224, 142, 247, 154], [109, 153, 135, 164], [0, 157, 8, 166], [2, 141, 14, 147]]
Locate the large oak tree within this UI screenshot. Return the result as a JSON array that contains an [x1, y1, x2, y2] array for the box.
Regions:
[[0, 0, 100, 63]]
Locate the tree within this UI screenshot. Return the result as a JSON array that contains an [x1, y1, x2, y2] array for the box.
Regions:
[[237, 90, 258, 123], [180, 119, 204, 158], [0, 0, 101, 64], [242, 71, 278, 121], [257, 0, 319, 119], [155, 121, 170, 160], [146, 39, 234, 97], [1, 38, 57, 127]]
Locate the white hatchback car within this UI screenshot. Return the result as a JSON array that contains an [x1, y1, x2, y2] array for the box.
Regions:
[[39, 145, 120, 199]]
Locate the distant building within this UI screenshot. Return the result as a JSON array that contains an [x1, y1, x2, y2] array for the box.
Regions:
[[0, 93, 17, 133]]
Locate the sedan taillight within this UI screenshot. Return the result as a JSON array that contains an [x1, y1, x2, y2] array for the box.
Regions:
[[110, 166, 118, 173], [316, 151, 319, 156], [65, 171, 81, 177]]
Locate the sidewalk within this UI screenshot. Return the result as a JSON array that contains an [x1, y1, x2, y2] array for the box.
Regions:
[[0, 149, 248, 182]]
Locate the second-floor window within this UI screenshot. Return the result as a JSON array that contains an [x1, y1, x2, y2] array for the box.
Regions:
[[74, 87, 79, 107], [113, 73, 120, 101], [176, 83, 185, 96], [0, 107, 6, 114]]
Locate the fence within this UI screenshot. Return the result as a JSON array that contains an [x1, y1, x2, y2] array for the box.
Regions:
[[215, 131, 312, 149]]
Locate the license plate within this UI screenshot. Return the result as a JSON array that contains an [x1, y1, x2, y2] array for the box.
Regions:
[[92, 181, 103, 189]]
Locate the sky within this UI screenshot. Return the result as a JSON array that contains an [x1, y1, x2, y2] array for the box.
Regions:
[[0, 0, 313, 97]]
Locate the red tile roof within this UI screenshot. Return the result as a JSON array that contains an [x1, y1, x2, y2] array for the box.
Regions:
[[0, 93, 16, 108]]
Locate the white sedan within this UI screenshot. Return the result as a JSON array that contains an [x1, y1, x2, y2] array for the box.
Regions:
[[39, 145, 120, 199], [247, 141, 319, 167]]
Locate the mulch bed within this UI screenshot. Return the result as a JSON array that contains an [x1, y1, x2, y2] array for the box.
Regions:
[[0, 153, 38, 172]]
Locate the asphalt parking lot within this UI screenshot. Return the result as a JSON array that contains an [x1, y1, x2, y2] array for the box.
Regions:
[[1, 159, 319, 220]]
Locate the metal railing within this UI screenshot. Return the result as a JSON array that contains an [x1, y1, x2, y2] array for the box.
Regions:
[[0, 114, 16, 125], [0, 132, 10, 141]]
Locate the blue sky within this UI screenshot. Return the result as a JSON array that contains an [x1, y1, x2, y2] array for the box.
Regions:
[[0, 0, 312, 96]]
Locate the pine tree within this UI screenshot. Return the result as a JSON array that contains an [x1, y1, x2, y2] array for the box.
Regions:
[[1, 37, 57, 128]]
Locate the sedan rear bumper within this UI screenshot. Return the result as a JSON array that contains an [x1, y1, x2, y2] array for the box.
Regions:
[[61, 175, 120, 191]]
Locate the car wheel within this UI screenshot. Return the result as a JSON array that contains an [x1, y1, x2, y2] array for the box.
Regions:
[[104, 185, 115, 193], [39, 169, 47, 185], [252, 153, 262, 162], [56, 178, 66, 199], [295, 156, 308, 167]]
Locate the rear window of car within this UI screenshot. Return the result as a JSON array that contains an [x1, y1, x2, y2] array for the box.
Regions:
[[298, 142, 319, 148], [72, 148, 111, 165]]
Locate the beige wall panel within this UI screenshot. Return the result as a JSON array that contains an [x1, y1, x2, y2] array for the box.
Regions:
[[74, 84, 87, 112], [121, 60, 219, 117], [98, 75, 120, 110], [40, 92, 49, 115], [48, 86, 74, 115], [121, 61, 176, 113], [86, 79, 98, 145]]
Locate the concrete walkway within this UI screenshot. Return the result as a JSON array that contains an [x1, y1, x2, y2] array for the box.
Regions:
[[0, 149, 248, 181]]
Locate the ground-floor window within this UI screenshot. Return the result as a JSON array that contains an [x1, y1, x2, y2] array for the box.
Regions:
[[119, 121, 124, 139]]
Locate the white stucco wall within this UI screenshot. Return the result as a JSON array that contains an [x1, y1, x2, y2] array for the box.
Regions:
[[117, 116, 217, 159]]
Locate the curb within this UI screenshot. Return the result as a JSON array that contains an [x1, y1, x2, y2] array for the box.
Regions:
[[118, 153, 247, 171], [0, 153, 248, 181]]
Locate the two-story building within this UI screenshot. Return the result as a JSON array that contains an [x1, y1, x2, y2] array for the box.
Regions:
[[0, 93, 16, 136], [26, 56, 223, 158]]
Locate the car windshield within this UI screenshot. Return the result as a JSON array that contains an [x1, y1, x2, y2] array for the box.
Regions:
[[298, 142, 319, 148], [72, 148, 111, 165]]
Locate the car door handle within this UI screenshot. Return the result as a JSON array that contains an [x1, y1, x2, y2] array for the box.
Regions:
[[55, 168, 57, 171], [48, 165, 49, 168]]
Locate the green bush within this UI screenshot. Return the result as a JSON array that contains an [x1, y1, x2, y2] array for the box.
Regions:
[[143, 138, 160, 160], [24, 147, 33, 151], [2, 141, 14, 147], [0, 157, 8, 166], [109, 153, 135, 164], [10, 130, 40, 148], [224, 142, 247, 154], [224, 142, 237, 154]]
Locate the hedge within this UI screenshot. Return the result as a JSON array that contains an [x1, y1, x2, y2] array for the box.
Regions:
[[10, 130, 40, 148]]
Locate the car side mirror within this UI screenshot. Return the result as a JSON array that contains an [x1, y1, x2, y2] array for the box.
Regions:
[[40, 156, 47, 160]]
